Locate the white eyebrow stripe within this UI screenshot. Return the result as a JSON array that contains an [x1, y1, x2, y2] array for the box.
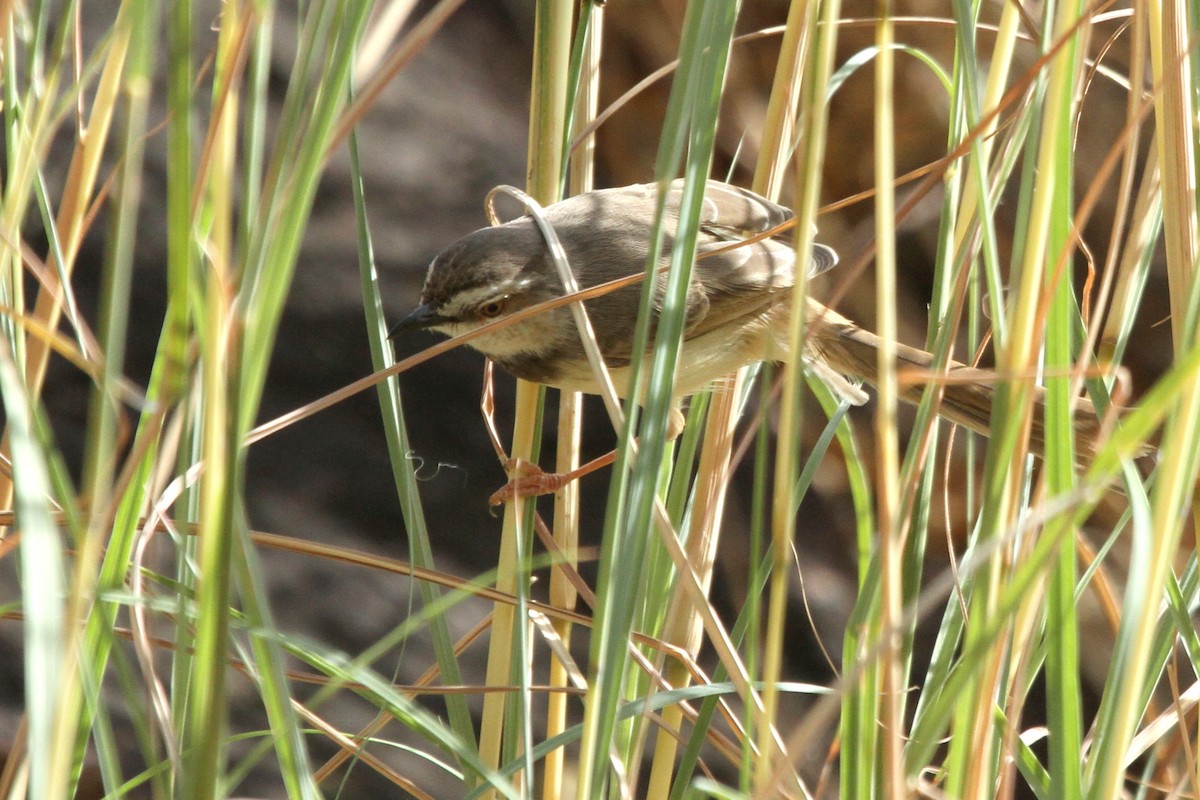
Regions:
[[445, 285, 504, 315]]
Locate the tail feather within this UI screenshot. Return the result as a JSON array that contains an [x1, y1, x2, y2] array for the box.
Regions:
[[803, 299, 1108, 457]]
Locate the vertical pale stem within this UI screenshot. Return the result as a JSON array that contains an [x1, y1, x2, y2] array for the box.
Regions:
[[649, 0, 812, 793], [543, 390, 580, 800], [751, 0, 810, 198], [1147, 0, 1198, 351], [759, 0, 839, 789], [480, 383, 541, 790], [646, 376, 742, 799], [543, 5, 603, 799], [479, 0, 572, 793], [874, 1, 905, 795], [950, 0, 1019, 341], [180, 3, 245, 796]]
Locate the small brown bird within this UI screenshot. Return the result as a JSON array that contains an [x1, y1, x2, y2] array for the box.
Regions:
[[394, 180, 1103, 462]]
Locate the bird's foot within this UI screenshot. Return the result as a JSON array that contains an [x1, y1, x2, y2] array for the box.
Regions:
[[489, 459, 568, 506], [489, 451, 620, 506]]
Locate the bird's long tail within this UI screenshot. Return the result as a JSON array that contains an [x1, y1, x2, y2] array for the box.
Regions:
[[803, 298, 1108, 456]]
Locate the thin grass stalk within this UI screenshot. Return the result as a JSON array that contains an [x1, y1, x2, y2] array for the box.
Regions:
[[13, 19, 119, 327], [163, 3, 197, 797], [156, 0, 194, 408], [750, 26, 817, 732], [1087, 52, 1200, 800], [738, 371, 773, 797], [645, 376, 743, 798], [577, 4, 746, 794], [0, 0, 75, 378], [207, 3, 242, 264], [237, 2, 373, 424], [183, 1, 373, 792], [999, 535, 1056, 798], [888, 45, 963, 793], [1090, 5, 1158, 387], [1009, 4, 1090, 795], [20, 11, 128, 399], [208, 37, 388, 800], [1, 362, 67, 799], [183, 240, 238, 800], [276, 623, 524, 800], [331, 0, 469, 157], [526, 0, 572, 203], [943, 6, 1083, 791], [1088, 0, 1146, 362], [350, 140, 483, 785], [1100, 156, 1160, 373], [905, 480, 1139, 772], [0, 5, 130, 525], [900, 275, 1190, 781], [662, 389, 859, 798], [542, 4, 603, 799], [236, 0, 335, 293], [469, 683, 815, 800], [1039, 13, 1088, 800], [354, 0, 421, 81], [557, 1, 599, 191], [623, 449, 681, 785], [903, 8, 1026, 764], [61, 1, 161, 794], [177, 4, 253, 794], [947, 0, 1019, 349], [87, 629, 146, 795], [35, 16, 138, 800], [1138, 16, 1200, 783], [476, 0, 571, 791], [758, 0, 839, 790], [505, 448, 538, 795], [751, 0, 811, 198], [1051, 17, 1156, 424], [1, 24, 28, 375], [226, 546, 527, 793], [306, 619, 493, 788], [907, 4, 1113, 782], [543, 390, 581, 795], [1147, 0, 1198, 352], [595, 4, 753, 796], [946, 30, 1033, 800], [231, 521, 322, 800], [178, 5, 252, 788], [871, 0, 907, 793], [644, 4, 813, 793], [663, 396, 708, 524], [90, 9, 189, 730], [340, 5, 482, 779], [238, 4, 272, 263], [0, 23, 26, 378]]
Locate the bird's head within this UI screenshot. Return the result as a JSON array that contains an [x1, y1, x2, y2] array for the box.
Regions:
[[391, 221, 571, 360]]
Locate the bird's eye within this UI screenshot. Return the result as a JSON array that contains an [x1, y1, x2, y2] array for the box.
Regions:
[[480, 299, 505, 318]]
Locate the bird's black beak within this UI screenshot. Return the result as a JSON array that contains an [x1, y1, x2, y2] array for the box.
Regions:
[[388, 303, 446, 339]]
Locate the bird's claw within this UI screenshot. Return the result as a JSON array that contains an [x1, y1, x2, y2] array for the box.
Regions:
[[489, 458, 566, 506]]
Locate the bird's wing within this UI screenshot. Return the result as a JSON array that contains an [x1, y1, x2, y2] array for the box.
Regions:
[[661, 179, 795, 235], [571, 180, 837, 355], [678, 232, 794, 339], [678, 182, 804, 339]]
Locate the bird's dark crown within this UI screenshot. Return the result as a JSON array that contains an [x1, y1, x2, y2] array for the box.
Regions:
[[419, 222, 552, 310]]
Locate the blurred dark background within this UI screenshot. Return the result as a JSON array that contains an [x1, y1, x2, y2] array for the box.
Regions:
[[3, 0, 1171, 796]]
